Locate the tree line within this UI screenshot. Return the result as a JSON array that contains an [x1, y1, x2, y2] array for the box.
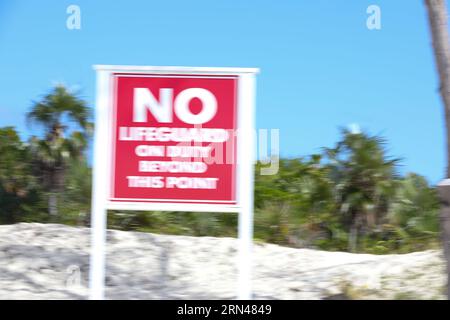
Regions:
[[0, 85, 440, 254]]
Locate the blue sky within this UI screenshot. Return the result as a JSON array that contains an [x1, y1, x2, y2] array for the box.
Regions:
[[0, 0, 445, 184]]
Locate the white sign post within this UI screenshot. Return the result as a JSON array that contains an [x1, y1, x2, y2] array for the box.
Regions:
[[89, 65, 259, 300]]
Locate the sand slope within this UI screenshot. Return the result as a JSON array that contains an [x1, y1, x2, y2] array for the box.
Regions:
[[0, 223, 446, 299]]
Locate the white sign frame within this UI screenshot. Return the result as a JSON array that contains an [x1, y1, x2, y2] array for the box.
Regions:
[[89, 65, 259, 300]]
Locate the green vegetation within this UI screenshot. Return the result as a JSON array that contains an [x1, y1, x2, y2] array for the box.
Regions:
[[0, 86, 441, 253], [27, 85, 91, 219]]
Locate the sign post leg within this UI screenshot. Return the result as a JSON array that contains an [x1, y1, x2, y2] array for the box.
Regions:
[[237, 73, 256, 300], [238, 205, 254, 299], [89, 202, 106, 299], [89, 69, 110, 300]]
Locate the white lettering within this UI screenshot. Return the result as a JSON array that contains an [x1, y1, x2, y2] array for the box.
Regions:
[[133, 88, 217, 124], [138, 161, 207, 173], [133, 88, 173, 123], [127, 176, 164, 188], [135, 145, 165, 157], [174, 88, 217, 124], [166, 177, 218, 189]]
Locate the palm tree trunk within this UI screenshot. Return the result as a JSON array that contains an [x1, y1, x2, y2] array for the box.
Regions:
[[348, 213, 360, 252], [348, 223, 357, 252], [424, 0, 450, 299], [48, 192, 58, 217]]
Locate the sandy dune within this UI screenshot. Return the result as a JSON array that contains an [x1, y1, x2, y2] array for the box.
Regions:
[[0, 223, 446, 299]]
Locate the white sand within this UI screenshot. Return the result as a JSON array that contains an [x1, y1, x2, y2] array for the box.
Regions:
[[0, 223, 447, 299]]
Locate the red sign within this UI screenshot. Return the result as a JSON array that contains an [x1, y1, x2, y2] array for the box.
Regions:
[[109, 74, 238, 205]]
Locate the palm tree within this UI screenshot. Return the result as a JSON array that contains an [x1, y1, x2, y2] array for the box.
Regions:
[[324, 129, 400, 252], [27, 85, 91, 218], [0, 127, 36, 223], [389, 173, 440, 247], [424, 0, 450, 299], [254, 157, 335, 247]]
